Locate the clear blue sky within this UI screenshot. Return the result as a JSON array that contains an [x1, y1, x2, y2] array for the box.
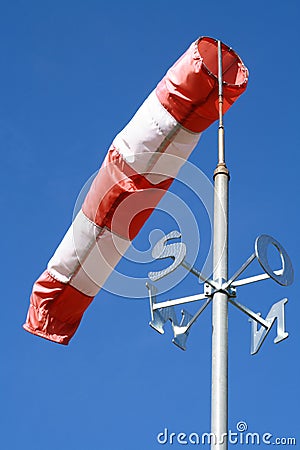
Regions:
[[1, 1, 299, 449]]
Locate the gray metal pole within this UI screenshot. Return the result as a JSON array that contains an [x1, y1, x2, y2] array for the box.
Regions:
[[211, 40, 229, 450]]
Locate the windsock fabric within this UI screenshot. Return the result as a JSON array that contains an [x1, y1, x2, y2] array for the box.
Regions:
[[23, 37, 248, 345]]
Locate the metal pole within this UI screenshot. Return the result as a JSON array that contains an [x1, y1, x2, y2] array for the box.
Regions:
[[211, 40, 229, 450]]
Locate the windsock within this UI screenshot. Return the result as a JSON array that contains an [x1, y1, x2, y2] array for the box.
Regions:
[[23, 37, 248, 345]]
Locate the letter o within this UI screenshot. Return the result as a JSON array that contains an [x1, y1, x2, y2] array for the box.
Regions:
[[255, 235, 294, 286]]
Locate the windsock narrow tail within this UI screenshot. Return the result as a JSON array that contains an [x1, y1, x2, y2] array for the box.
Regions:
[[24, 37, 248, 344]]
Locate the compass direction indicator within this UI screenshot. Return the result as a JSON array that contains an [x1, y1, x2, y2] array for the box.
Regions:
[[146, 232, 293, 354]]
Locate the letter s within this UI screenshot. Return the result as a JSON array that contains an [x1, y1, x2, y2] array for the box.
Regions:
[[148, 231, 186, 282]]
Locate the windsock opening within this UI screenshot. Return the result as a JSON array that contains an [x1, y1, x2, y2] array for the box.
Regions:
[[198, 37, 247, 87], [156, 36, 248, 132]]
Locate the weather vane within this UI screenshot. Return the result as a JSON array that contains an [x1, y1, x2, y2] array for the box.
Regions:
[[145, 41, 294, 449], [146, 231, 293, 354]]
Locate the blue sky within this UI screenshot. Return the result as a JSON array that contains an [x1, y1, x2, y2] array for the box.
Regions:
[[1, 1, 299, 449]]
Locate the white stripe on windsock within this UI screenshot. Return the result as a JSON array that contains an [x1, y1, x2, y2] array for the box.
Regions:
[[48, 209, 130, 297], [113, 91, 201, 184]]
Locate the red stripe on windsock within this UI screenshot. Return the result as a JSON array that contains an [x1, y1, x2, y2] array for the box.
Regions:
[[23, 270, 94, 345], [82, 147, 173, 241]]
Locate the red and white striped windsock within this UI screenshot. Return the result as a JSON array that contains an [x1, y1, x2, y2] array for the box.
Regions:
[[23, 37, 248, 345]]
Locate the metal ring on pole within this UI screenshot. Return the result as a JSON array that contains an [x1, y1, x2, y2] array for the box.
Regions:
[[255, 234, 294, 286]]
